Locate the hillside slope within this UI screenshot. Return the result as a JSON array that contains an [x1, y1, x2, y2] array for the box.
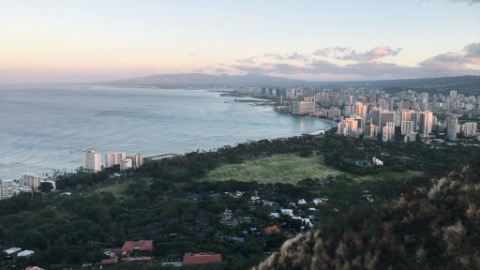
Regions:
[[254, 163, 480, 270]]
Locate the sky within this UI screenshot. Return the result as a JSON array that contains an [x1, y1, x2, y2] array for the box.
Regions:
[[1, 0, 479, 83]]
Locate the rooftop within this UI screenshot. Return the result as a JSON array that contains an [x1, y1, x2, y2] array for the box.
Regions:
[[183, 252, 222, 265], [17, 250, 35, 257], [4, 247, 21, 255], [122, 240, 154, 253], [264, 225, 281, 235]]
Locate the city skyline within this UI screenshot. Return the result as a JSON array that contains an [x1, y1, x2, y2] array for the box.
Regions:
[[1, 0, 479, 83]]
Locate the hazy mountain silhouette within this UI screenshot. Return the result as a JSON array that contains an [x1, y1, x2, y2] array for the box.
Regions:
[[101, 73, 480, 90], [101, 73, 305, 87]]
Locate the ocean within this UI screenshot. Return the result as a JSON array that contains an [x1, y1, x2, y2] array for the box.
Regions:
[[0, 84, 334, 179]]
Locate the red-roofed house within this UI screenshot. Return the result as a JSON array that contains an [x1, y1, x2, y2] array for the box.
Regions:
[[122, 240, 153, 254], [183, 252, 222, 265], [264, 225, 281, 235]]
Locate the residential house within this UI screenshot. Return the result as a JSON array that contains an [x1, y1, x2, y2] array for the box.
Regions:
[[122, 240, 153, 255], [183, 252, 222, 265], [264, 225, 281, 235]]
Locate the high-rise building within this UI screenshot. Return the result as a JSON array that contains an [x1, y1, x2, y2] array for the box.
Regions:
[[401, 110, 411, 121], [83, 149, 102, 172], [418, 111, 433, 137], [354, 102, 367, 122], [131, 153, 143, 168], [382, 122, 395, 142], [120, 157, 133, 171], [20, 173, 41, 191], [328, 107, 341, 119], [420, 102, 429, 112], [399, 100, 409, 110], [445, 98, 453, 113], [401, 110, 419, 131], [380, 111, 395, 130], [291, 100, 315, 115], [345, 95, 353, 105], [370, 107, 381, 133], [286, 89, 302, 100], [365, 123, 379, 138], [462, 122, 477, 137], [105, 153, 126, 168], [316, 92, 331, 107], [401, 121, 415, 135], [447, 115, 458, 141], [0, 179, 15, 200], [342, 106, 352, 117], [337, 118, 359, 136], [420, 92, 429, 103]]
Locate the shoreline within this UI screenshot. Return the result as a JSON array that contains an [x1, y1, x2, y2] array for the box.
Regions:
[[0, 87, 334, 180]]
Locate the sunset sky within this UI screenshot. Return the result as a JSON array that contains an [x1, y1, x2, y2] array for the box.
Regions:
[[1, 0, 479, 83]]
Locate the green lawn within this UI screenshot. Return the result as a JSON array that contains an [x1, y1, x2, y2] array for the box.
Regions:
[[202, 154, 347, 184]]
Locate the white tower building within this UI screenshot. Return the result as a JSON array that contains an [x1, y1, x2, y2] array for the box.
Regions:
[[0, 179, 15, 200], [105, 153, 126, 168], [419, 111, 433, 137], [382, 122, 395, 142], [462, 122, 477, 137], [131, 153, 143, 168], [83, 149, 102, 172], [120, 158, 133, 171]]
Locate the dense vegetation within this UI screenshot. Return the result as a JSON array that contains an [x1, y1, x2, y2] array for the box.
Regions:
[[1, 131, 479, 269], [255, 152, 480, 270]]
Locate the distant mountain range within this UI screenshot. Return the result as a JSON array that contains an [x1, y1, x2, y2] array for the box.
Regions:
[[101, 73, 305, 87], [101, 73, 480, 90]]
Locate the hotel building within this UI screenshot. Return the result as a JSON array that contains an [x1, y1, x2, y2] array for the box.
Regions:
[[83, 149, 102, 172]]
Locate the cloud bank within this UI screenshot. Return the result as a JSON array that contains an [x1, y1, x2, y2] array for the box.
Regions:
[[226, 43, 480, 80]]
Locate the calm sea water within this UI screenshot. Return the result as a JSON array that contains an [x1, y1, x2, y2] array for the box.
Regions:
[[0, 85, 334, 179]]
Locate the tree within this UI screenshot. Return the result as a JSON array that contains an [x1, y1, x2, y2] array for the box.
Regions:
[[22, 230, 47, 250], [39, 182, 54, 193]]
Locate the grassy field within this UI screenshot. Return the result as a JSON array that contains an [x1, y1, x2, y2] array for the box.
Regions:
[[202, 154, 347, 184], [92, 155, 423, 193]]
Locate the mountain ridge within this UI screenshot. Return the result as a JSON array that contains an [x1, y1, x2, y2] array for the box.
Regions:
[[100, 72, 305, 87], [99, 73, 480, 90]]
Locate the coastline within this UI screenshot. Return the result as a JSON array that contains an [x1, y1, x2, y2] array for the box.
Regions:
[[301, 117, 336, 135], [0, 86, 334, 180]]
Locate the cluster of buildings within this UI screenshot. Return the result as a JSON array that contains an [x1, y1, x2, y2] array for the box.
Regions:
[[96, 240, 222, 267], [0, 149, 144, 201], [259, 87, 479, 142], [336, 102, 477, 142], [0, 173, 56, 200], [3, 247, 36, 266], [83, 149, 143, 172]]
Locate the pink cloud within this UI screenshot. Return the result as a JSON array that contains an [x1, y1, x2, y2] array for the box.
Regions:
[[230, 43, 480, 80], [420, 42, 480, 68], [313, 46, 401, 62]]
